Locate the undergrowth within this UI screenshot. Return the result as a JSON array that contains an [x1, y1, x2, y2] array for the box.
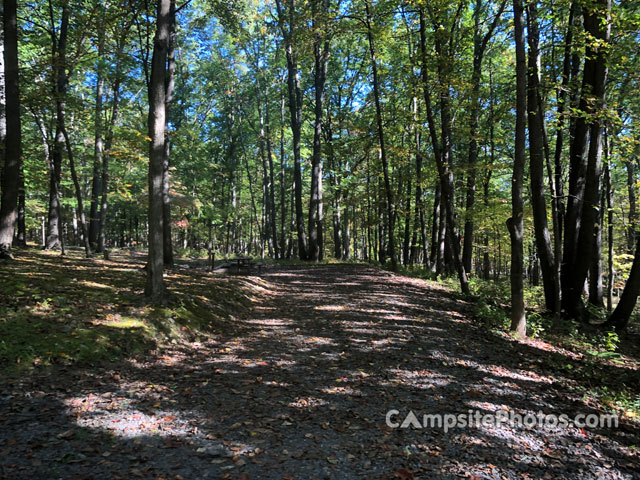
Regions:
[[0, 248, 255, 375]]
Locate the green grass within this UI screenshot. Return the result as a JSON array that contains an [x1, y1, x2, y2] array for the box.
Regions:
[[0, 247, 256, 375]]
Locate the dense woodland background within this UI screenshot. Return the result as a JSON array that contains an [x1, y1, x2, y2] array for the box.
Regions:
[[1, 0, 639, 335]]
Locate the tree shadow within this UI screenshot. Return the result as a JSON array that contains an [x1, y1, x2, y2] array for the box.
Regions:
[[1, 263, 639, 479]]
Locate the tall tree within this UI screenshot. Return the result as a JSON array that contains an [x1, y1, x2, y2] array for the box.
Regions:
[[44, 2, 70, 251], [526, 1, 558, 313], [421, 2, 469, 293], [162, 0, 176, 267], [462, 0, 506, 274], [365, 0, 397, 272], [308, 0, 331, 262], [0, 0, 21, 259], [508, 0, 527, 336], [145, 0, 171, 302], [88, 8, 105, 249], [561, 0, 611, 320], [276, 0, 308, 260]]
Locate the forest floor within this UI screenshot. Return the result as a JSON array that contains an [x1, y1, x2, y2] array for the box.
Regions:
[[1, 249, 640, 479]]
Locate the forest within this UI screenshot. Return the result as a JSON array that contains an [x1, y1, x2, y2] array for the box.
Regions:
[[1, 0, 640, 478], [1, 0, 640, 331]]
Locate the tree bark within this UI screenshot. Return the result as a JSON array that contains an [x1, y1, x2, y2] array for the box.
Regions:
[[16, 169, 26, 247], [63, 128, 91, 257], [589, 178, 604, 307], [276, 0, 308, 260], [89, 15, 105, 249], [145, 0, 171, 302], [45, 3, 70, 252], [562, 0, 611, 320], [0, 0, 21, 258], [162, 0, 176, 267], [626, 159, 637, 253], [462, 0, 506, 274], [526, 1, 559, 313], [365, 0, 397, 272], [605, 137, 614, 311], [604, 233, 640, 331], [308, 0, 330, 261], [509, 0, 527, 336]]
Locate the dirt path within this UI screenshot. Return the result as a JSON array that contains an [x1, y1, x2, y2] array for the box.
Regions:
[[1, 265, 639, 479]]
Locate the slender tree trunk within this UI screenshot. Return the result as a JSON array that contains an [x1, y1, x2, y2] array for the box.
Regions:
[[419, 6, 468, 293], [605, 137, 614, 311], [589, 178, 604, 307], [365, 0, 397, 272], [276, 0, 308, 260], [508, 0, 527, 336], [552, 1, 577, 281], [626, 159, 637, 253], [0, 19, 5, 175], [526, 1, 559, 313], [279, 84, 287, 258], [483, 169, 492, 280], [145, 0, 171, 302], [265, 85, 279, 259], [604, 233, 640, 331], [462, 0, 505, 274], [16, 169, 26, 247], [308, 0, 330, 261], [436, 48, 468, 288], [45, 4, 70, 252], [64, 128, 91, 257], [0, 0, 21, 258], [403, 171, 412, 266], [89, 17, 105, 249], [162, 0, 176, 267]]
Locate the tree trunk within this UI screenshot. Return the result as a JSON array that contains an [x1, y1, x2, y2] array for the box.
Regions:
[[365, 0, 397, 272], [419, 6, 468, 293], [45, 4, 70, 252], [0, 0, 21, 258], [589, 179, 604, 307], [89, 17, 105, 249], [462, 0, 506, 274], [605, 137, 614, 311], [552, 1, 577, 281], [162, 0, 176, 267], [16, 169, 26, 247], [276, 0, 308, 260], [604, 234, 640, 331], [308, 0, 329, 262], [145, 0, 171, 303], [562, 0, 611, 320], [508, 0, 527, 336], [626, 159, 637, 253], [526, 1, 559, 313], [279, 82, 287, 258], [64, 128, 91, 257]]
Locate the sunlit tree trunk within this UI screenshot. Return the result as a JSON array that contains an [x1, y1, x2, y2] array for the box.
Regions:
[[145, 0, 171, 302]]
